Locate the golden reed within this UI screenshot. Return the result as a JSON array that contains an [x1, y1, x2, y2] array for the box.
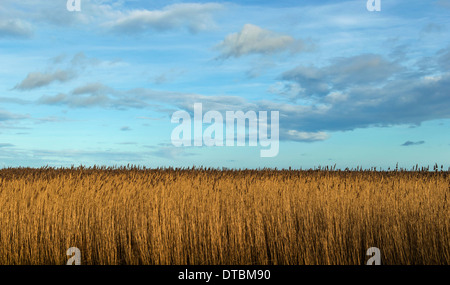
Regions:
[[0, 166, 448, 265]]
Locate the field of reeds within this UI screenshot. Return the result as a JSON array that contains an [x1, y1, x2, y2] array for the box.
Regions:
[[0, 166, 448, 265]]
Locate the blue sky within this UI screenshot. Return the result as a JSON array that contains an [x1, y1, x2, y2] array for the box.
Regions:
[[0, 0, 449, 169]]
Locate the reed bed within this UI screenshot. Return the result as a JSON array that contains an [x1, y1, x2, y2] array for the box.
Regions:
[[0, 166, 448, 265]]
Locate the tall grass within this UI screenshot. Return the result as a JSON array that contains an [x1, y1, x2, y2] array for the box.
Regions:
[[0, 166, 448, 265]]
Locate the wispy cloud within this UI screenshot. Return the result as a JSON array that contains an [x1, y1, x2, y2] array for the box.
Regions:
[[70, 52, 103, 69], [33, 49, 450, 143], [14, 70, 74, 90], [72, 82, 114, 96], [146, 144, 197, 160], [38, 92, 112, 108], [0, 143, 14, 148], [14, 52, 113, 91], [437, 46, 450, 71], [216, 24, 305, 59], [436, 0, 450, 9], [421, 23, 443, 35], [401, 141, 425, 146], [0, 19, 33, 38], [152, 69, 186, 85], [0, 110, 28, 121], [105, 3, 224, 34], [281, 54, 402, 97], [282, 130, 330, 142]]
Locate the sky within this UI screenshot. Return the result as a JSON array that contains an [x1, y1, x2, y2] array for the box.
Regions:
[[0, 0, 449, 170]]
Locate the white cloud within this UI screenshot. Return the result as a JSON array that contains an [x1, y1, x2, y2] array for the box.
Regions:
[[284, 130, 330, 142], [216, 24, 304, 58], [325, 91, 348, 103], [105, 3, 224, 34]]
